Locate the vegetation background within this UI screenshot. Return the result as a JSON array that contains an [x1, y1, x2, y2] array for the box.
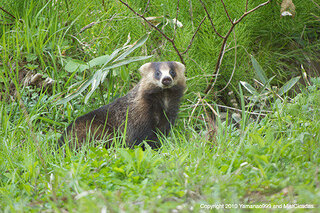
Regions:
[[0, 0, 319, 211]]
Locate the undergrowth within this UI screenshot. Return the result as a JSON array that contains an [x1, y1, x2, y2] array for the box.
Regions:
[[1, 78, 319, 212], [0, 0, 319, 212]]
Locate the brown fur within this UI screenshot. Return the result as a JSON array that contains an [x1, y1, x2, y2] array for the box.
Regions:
[[59, 61, 186, 149]]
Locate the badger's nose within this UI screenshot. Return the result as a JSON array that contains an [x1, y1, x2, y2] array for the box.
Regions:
[[162, 77, 172, 86]]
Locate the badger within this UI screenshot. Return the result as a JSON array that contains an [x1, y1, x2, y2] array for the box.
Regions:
[[59, 61, 186, 149]]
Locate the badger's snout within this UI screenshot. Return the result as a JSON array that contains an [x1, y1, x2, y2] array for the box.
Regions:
[[162, 76, 172, 86]]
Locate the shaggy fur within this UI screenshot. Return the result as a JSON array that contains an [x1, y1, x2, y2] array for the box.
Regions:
[[59, 61, 186, 149]]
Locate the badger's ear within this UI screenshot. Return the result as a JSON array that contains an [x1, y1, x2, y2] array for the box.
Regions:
[[174, 61, 186, 73], [139, 62, 152, 76]]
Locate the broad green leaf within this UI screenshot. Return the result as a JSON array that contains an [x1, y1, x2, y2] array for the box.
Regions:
[[88, 47, 121, 68], [240, 81, 258, 95], [87, 55, 110, 67], [102, 56, 153, 72], [56, 75, 94, 105], [113, 167, 125, 174], [36, 116, 64, 126], [258, 76, 275, 92], [116, 34, 149, 61], [251, 55, 267, 86], [278, 76, 300, 96], [120, 68, 129, 81], [84, 55, 151, 103], [58, 35, 151, 104], [65, 59, 89, 73], [84, 69, 109, 103]]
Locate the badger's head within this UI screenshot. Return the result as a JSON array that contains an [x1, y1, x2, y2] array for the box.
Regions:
[[139, 61, 186, 90]]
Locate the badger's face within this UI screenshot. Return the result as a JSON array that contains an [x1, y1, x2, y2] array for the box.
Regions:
[[139, 61, 186, 89]]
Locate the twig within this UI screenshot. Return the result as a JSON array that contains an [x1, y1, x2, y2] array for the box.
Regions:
[[0, 6, 16, 20], [182, 16, 206, 54], [204, 26, 231, 94], [245, 0, 249, 12], [234, 0, 271, 25], [79, 22, 98, 34], [118, 0, 185, 64], [218, 30, 237, 93], [198, 0, 224, 39], [310, 0, 320, 9], [204, 0, 271, 94], [142, 0, 151, 15], [220, 0, 233, 23]]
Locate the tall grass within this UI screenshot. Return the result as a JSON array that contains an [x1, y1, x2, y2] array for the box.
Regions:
[[0, 0, 319, 211]]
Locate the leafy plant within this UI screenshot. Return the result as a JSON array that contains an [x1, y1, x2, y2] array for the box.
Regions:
[[57, 34, 152, 104], [240, 55, 300, 109]]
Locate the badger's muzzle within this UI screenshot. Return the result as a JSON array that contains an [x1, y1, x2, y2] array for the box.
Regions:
[[162, 76, 172, 87]]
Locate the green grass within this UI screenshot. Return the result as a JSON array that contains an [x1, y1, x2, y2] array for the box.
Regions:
[[1, 80, 320, 211], [0, 0, 319, 212]]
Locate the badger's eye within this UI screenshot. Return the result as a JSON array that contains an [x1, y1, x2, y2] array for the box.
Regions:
[[169, 69, 176, 78], [155, 70, 161, 79]]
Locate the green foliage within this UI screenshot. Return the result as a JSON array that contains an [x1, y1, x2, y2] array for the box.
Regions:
[[0, 0, 319, 211], [58, 34, 152, 104], [241, 55, 300, 110]]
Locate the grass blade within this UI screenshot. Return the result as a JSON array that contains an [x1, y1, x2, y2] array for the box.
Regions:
[[278, 76, 300, 96], [251, 55, 268, 86], [116, 34, 149, 61]]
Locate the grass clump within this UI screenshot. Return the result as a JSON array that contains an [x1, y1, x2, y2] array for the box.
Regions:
[[0, 0, 319, 211], [1, 79, 319, 211]]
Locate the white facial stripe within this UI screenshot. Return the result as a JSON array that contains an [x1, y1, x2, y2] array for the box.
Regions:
[[160, 69, 172, 81], [160, 63, 174, 82]]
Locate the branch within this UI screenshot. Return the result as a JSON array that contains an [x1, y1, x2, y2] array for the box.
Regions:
[[204, 24, 234, 94], [310, 0, 320, 10], [0, 6, 16, 20], [182, 16, 206, 54], [218, 30, 237, 93], [204, 0, 271, 94], [142, 0, 151, 16], [198, 0, 224, 39], [118, 0, 185, 64], [220, 0, 233, 23], [234, 0, 271, 25], [245, 0, 249, 12]]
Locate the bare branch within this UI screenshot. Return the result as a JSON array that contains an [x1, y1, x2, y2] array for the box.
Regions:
[[218, 30, 237, 93], [234, 0, 271, 25], [204, 0, 271, 95], [182, 16, 206, 54], [0, 6, 16, 20], [245, 0, 249, 12], [220, 0, 233, 23], [204, 24, 235, 94], [142, 0, 151, 16], [79, 22, 97, 34], [198, 0, 224, 39], [310, 0, 320, 9], [118, 0, 185, 64]]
